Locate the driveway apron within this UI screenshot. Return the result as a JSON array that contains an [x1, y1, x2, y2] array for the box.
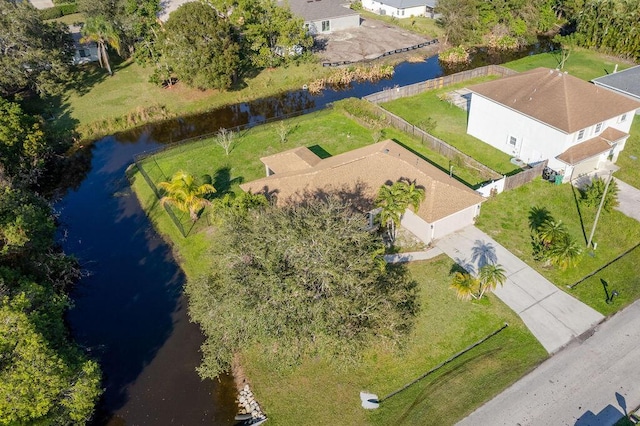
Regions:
[[435, 226, 604, 354], [614, 178, 640, 223]]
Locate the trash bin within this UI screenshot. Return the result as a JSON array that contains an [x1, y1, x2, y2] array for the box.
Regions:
[[554, 174, 563, 185]]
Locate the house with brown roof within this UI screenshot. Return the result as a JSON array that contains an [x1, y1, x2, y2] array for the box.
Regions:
[[467, 67, 640, 181], [240, 140, 485, 244]]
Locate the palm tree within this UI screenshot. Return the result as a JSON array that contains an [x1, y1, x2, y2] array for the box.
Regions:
[[375, 180, 425, 244], [158, 171, 216, 222], [547, 235, 583, 271], [450, 272, 479, 301], [537, 219, 568, 247], [478, 264, 506, 299], [81, 16, 121, 76]]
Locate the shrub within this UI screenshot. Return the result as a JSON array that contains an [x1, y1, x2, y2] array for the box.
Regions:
[[39, 3, 78, 20]]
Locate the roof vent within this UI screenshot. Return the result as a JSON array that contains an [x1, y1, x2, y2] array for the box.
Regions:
[[383, 149, 389, 154]]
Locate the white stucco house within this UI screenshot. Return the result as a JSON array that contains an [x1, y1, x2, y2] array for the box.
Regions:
[[69, 25, 99, 66], [467, 67, 640, 182], [361, 0, 436, 18], [286, 0, 360, 34], [240, 140, 484, 245]]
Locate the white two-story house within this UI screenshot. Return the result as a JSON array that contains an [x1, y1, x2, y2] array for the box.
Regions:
[[466, 67, 640, 182]]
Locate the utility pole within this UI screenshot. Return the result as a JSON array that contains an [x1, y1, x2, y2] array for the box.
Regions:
[[587, 171, 613, 248]]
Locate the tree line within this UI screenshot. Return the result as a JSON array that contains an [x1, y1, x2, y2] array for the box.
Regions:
[[435, 0, 640, 59]]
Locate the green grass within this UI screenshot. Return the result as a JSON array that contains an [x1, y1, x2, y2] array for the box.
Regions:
[[381, 77, 519, 175], [359, 11, 443, 39], [59, 59, 333, 141], [504, 48, 634, 81], [240, 257, 546, 425], [614, 119, 640, 189], [49, 12, 85, 25], [475, 178, 640, 315]]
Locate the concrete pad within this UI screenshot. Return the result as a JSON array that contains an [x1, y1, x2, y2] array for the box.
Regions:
[[615, 178, 640, 222], [508, 267, 558, 300], [519, 306, 575, 353], [492, 278, 538, 314], [29, 0, 54, 9], [538, 290, 603, 335]]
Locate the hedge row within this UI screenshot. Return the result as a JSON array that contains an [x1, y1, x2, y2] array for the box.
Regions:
[[40, 3, 78, 20]]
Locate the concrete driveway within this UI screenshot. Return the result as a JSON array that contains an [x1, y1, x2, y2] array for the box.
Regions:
[[615, 178, 640, 222], [28, 0, 54, 9], [436, 226, 604, 354], [458, 299, 640, 426]]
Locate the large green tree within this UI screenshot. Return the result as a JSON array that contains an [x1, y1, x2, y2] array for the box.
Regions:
[[161, 2, 242, 90], [187, 195, 418, 378], [0, 0, 74, 96]]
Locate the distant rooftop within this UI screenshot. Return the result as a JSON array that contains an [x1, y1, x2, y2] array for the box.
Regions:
[[285, 0, 359, 22], [377, 0, 436, 9], [592, 65, 640, 102]]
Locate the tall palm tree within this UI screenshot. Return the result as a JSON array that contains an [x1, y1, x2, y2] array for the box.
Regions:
[[81, 16, 121, 76], [537, 219, 568, 247], [478, 263, 506, 299], [450, 272, 479, 301], [375, 180, 425, 244], [158, 171, 216, 222]]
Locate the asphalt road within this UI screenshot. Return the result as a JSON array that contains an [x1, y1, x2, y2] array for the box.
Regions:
[[458, 299, 640, 426]]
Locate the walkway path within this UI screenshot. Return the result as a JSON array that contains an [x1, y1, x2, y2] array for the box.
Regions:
[[458, 298, 640, 426], [615, 178, 640, 223], [435, 226, 603, 354]]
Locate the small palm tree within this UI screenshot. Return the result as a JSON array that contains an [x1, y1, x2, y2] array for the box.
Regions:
[[547, 235, 582, 270], [158, 171, 216, 222], [537, 219, 568, 247], [478, 264, 507, 299], [81, 16, 121, 76], [450, 272, 479, 301]]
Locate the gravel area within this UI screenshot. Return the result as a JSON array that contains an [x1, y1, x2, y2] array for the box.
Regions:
[[313, 17, 438, 64]]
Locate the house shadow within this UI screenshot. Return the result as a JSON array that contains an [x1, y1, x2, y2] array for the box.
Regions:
[[308, 144, 332, 159]]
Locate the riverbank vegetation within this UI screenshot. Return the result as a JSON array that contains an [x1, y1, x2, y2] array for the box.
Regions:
[[0, 97, 102, 422]]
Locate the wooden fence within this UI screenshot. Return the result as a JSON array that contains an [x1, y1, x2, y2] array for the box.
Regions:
[[364, 65, 518, 104], [373, 105, 502, 180], [503, 160, 548, 191]]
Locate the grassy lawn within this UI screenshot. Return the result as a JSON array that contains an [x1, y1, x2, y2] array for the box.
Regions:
[[57, 58, 333, 141], [240, 256, 546, 425], [49, 12, 85, 25], [614, 119, 640, 189], [359, 11, 443, 39], [381, 77, 519, 175], [504, 48, 634, 81], [475, 178, 640, 315]]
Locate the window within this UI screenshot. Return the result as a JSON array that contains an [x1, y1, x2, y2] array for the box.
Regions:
[[620, 114, 627, 123], [577, 129, 585, 140], [401, 9, 405, 15], [79, 49, 87, 58], [595, 122, 602, 133], [321, 20, 330, 32], [509, 136, 517, 146]]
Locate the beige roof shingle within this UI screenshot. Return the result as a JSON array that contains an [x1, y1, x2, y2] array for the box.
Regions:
[[469, 68, 640, 134], [240, 140, 484, 223], [556, 127, 629, 165], [261, 147, 322, 174]]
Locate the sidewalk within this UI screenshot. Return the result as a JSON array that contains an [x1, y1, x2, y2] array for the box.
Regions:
[[435, 226, 604, 354], [615, 178, 640, 223]]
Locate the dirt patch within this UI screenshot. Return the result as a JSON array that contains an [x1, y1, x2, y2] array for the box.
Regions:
[[313, 17, 439, 64]]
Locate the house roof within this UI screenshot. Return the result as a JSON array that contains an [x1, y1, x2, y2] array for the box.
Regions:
[[261, 147, 322, 174], [240, 140, 484, 223], [377, 0, 434, 9], [69, 25, 90, 49], [592, 65, 640, 101], [556, 128, 628, 165], [468, 67, 640, 134], [285, 0, 359, 22]]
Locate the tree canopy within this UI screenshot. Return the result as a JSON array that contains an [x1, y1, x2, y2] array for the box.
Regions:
[[0, 0, 74, 97], [161, 2, 242, 90], [187, 195, 419, 378]]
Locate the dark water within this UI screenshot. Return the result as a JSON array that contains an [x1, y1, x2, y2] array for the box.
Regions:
[[59, 41, 554, 425]]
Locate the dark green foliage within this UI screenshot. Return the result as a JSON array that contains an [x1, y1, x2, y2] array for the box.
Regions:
[[0, 0, 74, 97], [580, 177, 619, 212], [187, 195, 419, 377], [528, 207, 582, 270], [574, 0, 640, 60], [38, 3, 78, 20], [161, 2, 241, 90]]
